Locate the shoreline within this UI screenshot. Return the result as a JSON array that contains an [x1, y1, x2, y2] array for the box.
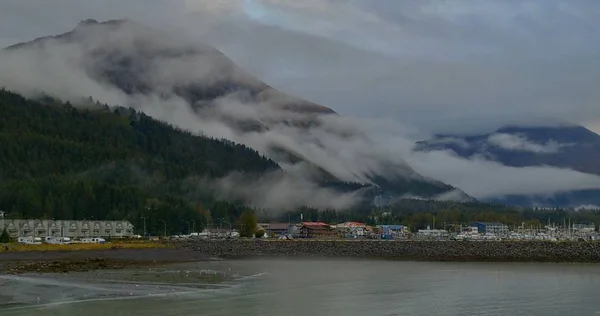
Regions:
[[1, 239, 599, 274], [178, 239, 600, 263], [0, 248, 215, 274]]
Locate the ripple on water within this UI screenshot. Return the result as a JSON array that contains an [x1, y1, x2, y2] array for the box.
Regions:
[[0, 263, 255, 313], [2, 260, 600, 316]]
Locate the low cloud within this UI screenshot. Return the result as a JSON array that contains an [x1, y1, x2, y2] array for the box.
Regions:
[[210, 170, 365, 211], [421, 137, 471, 150], [405, 149, 600, 199], [487, 133, 569, 154]]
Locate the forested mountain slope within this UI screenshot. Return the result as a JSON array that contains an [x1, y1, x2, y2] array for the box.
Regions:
[[0, 89, 279, 233]]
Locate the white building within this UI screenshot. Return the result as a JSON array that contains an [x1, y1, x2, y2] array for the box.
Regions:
[[337, 222, 367, 237], [0, 219, 135, 238]]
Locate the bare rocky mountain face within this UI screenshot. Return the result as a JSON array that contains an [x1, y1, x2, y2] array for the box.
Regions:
[[1, 19, 470, 203], [416, 125, 600, 207]]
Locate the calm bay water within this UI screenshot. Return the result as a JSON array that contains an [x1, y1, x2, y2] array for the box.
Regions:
[[1, 259, 599, 316]]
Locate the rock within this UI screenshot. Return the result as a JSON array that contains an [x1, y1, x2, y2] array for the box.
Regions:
[[173, 239, 600, 263]]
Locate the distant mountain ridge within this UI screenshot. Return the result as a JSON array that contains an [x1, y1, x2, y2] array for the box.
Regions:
[[416, 124, 600, 207], [416, 125, 600, 175]]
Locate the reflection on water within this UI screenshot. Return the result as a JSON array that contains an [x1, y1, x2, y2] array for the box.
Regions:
[[2, 259, 600, 316]]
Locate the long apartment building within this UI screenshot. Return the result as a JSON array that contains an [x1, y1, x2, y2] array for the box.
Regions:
[[0, 219, 135, 238]]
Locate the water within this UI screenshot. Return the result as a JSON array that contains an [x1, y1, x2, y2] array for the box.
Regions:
[[1, 259, 599, 316]]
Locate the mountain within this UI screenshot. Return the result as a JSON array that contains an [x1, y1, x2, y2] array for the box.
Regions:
[[416, 125, 600, 207], [5, 19, 335, 124], [0, 19, 467, 202]]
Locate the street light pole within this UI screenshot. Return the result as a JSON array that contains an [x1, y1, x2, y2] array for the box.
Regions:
[[158, 220, 167, 237], [189, 220, 195, 234], [141, 216, 147, 237], [0, 211, 5, 233]]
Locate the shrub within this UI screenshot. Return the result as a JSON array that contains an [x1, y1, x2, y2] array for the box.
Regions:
[[0, 228, 10, 243]]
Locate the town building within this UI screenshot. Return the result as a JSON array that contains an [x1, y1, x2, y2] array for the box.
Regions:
[[377, 225, 406, 237], [471, 222, 509, 235], [336, 222, 367, 237], [0, 219, 135, 239], [299, 222, 337, 238], [417, 228, 449, 238], [258, 223, 293, 237]]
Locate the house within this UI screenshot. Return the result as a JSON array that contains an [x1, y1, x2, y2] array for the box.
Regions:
[[471, 222, 509, 235], [299, 222, 337, 238]]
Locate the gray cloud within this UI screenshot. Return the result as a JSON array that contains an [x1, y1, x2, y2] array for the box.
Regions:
[[486, 133, 570, 154], [2, 1, 600, 134], [2, 1, 600, 204], [209, 170, 364, 211], [405, 149, 600, 198]]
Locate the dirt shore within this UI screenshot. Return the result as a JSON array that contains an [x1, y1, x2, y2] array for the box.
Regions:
[[0, 248, 214, 274]]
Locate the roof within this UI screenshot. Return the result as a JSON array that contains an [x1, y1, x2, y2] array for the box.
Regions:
[[378, 225, 403, 230], [302, 222, 331, 229], [302, 222, 329, 227], [337, 222, 366, 228], [303, 225, 330, 231]]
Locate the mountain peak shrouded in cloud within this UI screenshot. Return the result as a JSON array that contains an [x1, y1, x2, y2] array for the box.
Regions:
[[78, 19, 99, 26], [0, 19, 470, 209], [415, 124, 600, 207], [416, 124, 600, 174]]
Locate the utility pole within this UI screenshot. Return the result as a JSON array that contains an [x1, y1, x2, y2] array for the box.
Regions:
[[141, 216, 147, 237], [158, 220, 167, 237], [0, 211, 5, 232]]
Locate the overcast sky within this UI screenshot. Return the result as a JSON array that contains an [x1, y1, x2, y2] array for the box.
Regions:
[[1, 0, 599, 136]]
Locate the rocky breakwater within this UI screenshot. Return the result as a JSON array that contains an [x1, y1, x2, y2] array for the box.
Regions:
[[176, 239, 600, 263]]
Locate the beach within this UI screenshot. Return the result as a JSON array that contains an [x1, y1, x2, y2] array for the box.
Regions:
[[0, 248, 214, 274]]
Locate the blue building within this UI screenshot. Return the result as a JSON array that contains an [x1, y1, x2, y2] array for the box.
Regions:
[[471, 222, 509, 235], [377, 225, 405, 239]]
